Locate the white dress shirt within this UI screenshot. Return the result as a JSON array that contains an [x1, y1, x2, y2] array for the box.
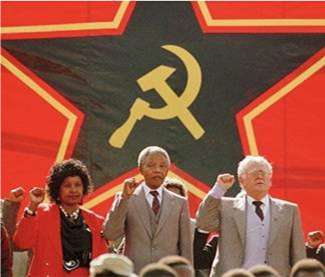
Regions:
[[142, 183, 163, 207]]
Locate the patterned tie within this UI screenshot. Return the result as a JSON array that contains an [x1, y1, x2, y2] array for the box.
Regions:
[[150, 191, 160, 215], [252, 201, 264, 221]]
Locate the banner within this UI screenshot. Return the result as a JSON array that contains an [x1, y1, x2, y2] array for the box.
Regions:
[[1, 1, 325, 233]]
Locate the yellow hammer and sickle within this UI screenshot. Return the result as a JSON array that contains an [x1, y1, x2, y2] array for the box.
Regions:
[[109, 44, 205, 148]]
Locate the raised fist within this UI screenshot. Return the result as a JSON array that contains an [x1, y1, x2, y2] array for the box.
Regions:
[[8, 187, 25, 203], [216, 173, 235, 190], [29, 187, 45, 205], [122, 178, 139, 199]]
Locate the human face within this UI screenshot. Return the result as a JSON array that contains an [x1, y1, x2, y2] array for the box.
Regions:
[[239, 162, 272, 200], [140, 153, 169, 189], [59, 176, 84, 209]]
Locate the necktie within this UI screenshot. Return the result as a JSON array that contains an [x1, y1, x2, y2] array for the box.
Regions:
[[150, 191, 160, 215], [252, 201, 264, 221]]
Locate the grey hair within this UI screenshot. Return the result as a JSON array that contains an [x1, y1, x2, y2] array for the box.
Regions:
[[137, 146, 171, 168], [237, 155, 272, 176]]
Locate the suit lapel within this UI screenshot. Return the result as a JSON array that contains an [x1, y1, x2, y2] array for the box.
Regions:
[[133, 186, 153, 238], [268, 198, 282, 247], [155, 188, 174, 237], [233, 197, 246, 246]]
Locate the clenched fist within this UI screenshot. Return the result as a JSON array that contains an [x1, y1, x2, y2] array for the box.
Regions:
[[122, 178, 139, 199], [28, 187, 46, 212], [215, 173, 235, 191], [8, 187, 25, 203]]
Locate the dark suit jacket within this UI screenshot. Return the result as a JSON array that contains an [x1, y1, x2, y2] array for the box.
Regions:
[[193, 229, 218, 270], [306, 244, 325, 265]]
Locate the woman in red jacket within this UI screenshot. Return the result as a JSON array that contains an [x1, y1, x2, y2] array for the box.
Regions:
[[14, 159, 108, 277]]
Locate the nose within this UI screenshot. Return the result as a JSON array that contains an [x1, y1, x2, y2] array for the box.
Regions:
[[70, 185, 78, 192], [256, 170, 265, 177], [153, 165, 163, 173]]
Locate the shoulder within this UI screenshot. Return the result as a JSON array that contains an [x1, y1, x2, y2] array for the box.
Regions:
[[81, 207, 104, 221], [1, 199, 20, 218], [26, 203, 58, 221], [271, 197, 299, 208], [1, 199, 18, 207], [37, 203, 56, 213], [219, 196, 240, 206], [164, 188, 186, 202]]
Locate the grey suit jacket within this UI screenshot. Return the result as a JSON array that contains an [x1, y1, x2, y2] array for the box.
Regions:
[[196, 195, 306, 277], [103, 185, 193, 273]]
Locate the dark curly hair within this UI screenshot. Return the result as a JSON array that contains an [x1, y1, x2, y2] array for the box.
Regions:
[[46, 159, 93, 204]]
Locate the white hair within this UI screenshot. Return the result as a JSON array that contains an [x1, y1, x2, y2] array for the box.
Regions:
[[137, 146, 171, 168], [237, 155, 272, 176]]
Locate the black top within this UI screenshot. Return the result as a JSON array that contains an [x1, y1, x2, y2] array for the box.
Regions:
[[193, 228, 218, 270], [306, 244, 325, 265], [60, 211, 92, 271]]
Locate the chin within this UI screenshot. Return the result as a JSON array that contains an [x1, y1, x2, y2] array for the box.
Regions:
[[63, 201, 80, 206], [147, 182, 162, 189]]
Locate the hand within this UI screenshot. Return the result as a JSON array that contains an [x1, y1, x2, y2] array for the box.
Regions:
[[122, 178, 139, 199], [8, 187, 25, 203], [28, 187, 45, 211], [215, 174, 235, 191]]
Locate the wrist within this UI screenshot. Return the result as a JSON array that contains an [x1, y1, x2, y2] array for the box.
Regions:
[[217, 183, 230, 191], [24, 207, 36, 217], [121, 193, 131, 200], [28, 202, 39, 212], [209, 184, 227, 199]]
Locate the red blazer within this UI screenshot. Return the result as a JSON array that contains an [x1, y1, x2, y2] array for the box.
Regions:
[[14, 204, 107, 277]]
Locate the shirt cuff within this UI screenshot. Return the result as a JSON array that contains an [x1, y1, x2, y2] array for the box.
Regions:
[[197, 229, 210, 234], [208, 184, 227, 199], [24, 207, 36, 217]]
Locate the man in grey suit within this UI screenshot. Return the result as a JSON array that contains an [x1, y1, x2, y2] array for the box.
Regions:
[[103, 146, 193, 273], [196, 156, 306, 276]]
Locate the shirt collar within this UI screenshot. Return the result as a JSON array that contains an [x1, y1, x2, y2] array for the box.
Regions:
[[142, 182, 163, 197], [246, 194, 269, 207]]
